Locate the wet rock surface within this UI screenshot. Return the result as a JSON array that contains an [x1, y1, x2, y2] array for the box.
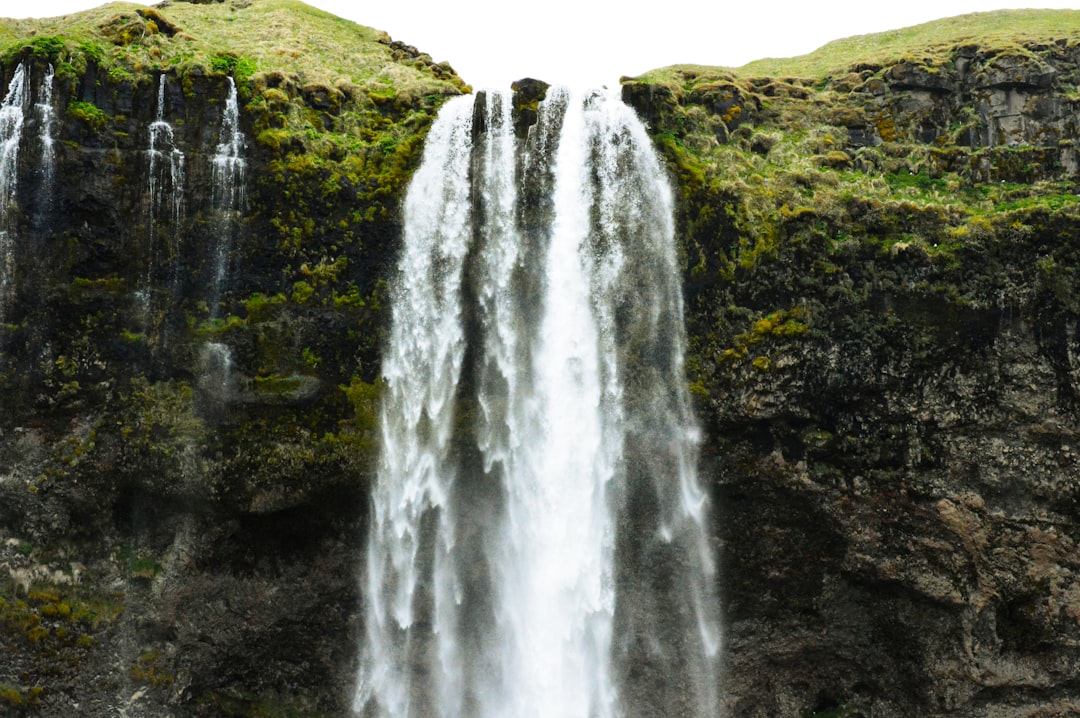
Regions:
[[2, 7, 1080, 717], [624, 32, 1080, 718]]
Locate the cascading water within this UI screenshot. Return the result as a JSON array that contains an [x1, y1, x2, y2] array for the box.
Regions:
[[357, 88, 719, 718], [34, 64, 56, 217], [197, 339, 235, 400], [209, 76, 245, 316], [200, 77, 245, 397], [143, 73, 185, 319], [0, 64, 27, 324]]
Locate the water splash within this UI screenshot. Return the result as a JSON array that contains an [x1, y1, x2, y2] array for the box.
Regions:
[[358, 88, 719, 718], [0, 64, 27, 324], [197, 341, 235, 401], [208, 76, 245, 318]]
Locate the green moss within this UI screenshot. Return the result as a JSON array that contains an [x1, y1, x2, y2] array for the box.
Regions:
[[28, 35, 66, 60], [0, 685, 23, 708], [67, 101, 108, 133], [131, 650, 174, 688], [341, 375, 381, 432], [112, 544, 162, 580], [78, 40, 105, 63], [0, 578, 121, 666], [211, 52, 257, 80], [718, 309, 810, 365], [252, 374, 304, 394], [72, 276, 125, 294], [54, 355, 77, 378], [242, 292, 288, 321], [123, 377, 207, 449], [193, 315, 244, 336], [290, 280, 315, 304], [301, 347, 321, 370], [885, 169, 946, 193], [751, 310, 809, 338], [256, 128, 290, 150]]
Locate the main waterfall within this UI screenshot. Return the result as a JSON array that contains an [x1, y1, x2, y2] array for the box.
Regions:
[[357, 88, 719, 718]]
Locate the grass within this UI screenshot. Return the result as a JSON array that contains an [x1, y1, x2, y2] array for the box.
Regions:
[[0, 0, 463, 96], [0, 0, 465, 339], [633, 9, 1080, 83], [620, 9, 1080, 271]]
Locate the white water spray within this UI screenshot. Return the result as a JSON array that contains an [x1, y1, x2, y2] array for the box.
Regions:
[[358, 88, 719, 718], [0, 64, 27, 324], [148, 75, 185, 235], [197, 340, 235, 401]]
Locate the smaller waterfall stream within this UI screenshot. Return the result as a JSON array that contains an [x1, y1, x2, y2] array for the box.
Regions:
[[208, 76, 245, 317], [200, 77, 245, 398], [147, 75, 186, 239], [143, 74, 185, 321], [34, 64, 55, 216], [0, 64, 27, 324]]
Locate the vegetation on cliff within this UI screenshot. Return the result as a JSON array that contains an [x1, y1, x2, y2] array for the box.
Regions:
[[0, 1, 464, 714], [0, 1, 1077, 715], [623, 10, 1080, 718], [0, 0, 466, 484], [0, 0, 465, 89], [623, 9, 1080, 439]]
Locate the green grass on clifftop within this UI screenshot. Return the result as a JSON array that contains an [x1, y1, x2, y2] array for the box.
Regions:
[[0, 0, 465, 94], [0, 0, 463, 503], [637, 9, 1080, 82]]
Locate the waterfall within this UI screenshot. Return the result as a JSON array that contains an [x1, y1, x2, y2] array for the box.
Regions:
[[200, 77, 245, 398], [357, 88, 719, 718], [143, 74, 185, 319], [35, 64, 56, 217], [208, 76, 245, 317], [196, 339, 235, 400], [0, 63, 27, 324]]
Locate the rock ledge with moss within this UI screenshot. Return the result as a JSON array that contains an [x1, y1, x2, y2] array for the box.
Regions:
[[620, 9, 1080, 718], [0, 3, 1079, 717]]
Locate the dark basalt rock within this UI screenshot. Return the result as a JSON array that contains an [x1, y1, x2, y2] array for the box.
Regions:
[[620, 31, 1080, 718], [0, 15, 442, 711], [510, 76, 550, 137], [883, 61, 959, 93], [2, 6, 1080, 717]]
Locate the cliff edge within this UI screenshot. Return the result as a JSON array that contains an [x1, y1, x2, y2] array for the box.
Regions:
[[622, 10, 1080, 717]]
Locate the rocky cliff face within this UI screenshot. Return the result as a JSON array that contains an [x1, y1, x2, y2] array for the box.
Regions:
[[1, 3, 1079, 717], [622, 21, 1080, 718], [0, 1, 463, 714]]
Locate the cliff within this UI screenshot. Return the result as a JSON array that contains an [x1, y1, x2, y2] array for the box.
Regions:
[[0, 2, 1076, 717], [0, 1, 463, 715], [621, 9, 1080, 717]]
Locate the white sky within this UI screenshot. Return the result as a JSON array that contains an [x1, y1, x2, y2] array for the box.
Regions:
[[9, 1, 1080, 89]]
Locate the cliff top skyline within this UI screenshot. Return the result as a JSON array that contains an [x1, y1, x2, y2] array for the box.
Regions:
[[12, 0, 1080, 89]]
